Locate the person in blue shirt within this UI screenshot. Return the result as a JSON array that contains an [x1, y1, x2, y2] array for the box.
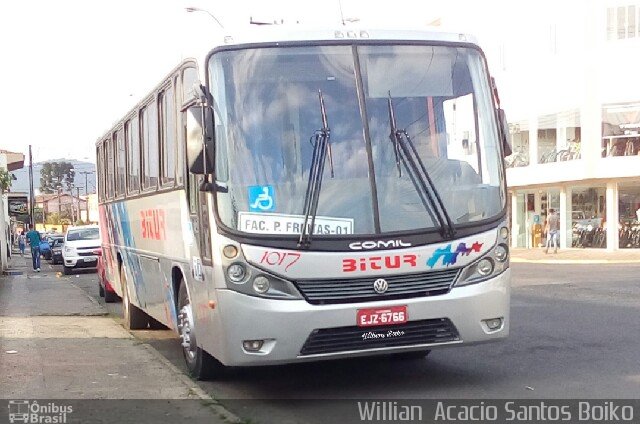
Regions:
[[25, 225, 41, 271]]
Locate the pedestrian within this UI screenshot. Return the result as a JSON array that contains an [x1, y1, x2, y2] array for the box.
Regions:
[[25, 225, 42, 272], [544, 208, 560, 254], [18, 231, 26, 257]]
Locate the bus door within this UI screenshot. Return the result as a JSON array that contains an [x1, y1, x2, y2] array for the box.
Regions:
[[187, 173, 212, 281]]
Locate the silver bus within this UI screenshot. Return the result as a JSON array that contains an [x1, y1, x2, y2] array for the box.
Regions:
[[96, 27, 512, 379]]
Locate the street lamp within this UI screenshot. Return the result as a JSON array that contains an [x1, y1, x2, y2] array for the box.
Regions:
[[185, 7, 225, 29]]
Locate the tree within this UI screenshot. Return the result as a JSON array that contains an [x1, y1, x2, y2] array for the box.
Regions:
[[40, 161, 75, 194], [0, 168, 13, 193], [33, 207, 44, 223]]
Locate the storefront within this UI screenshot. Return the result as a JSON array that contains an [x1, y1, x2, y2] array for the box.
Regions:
[[510, 180, 640, 250]]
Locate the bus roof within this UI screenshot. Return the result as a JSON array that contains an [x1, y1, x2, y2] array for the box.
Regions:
[[208, 26, 480, 52]]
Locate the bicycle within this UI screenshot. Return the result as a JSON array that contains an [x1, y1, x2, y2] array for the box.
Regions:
[[504, 146, 529, 168], [557, 140, 581, 161], [539, 149, 558, 164]]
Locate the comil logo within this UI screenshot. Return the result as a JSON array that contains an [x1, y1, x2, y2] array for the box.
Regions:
[[7, 400, 73, 423], [349, 240, 411, 250]]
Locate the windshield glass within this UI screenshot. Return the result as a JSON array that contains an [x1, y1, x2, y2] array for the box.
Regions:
[[209, 44, 504, 238], [66, 228, 100, 241]]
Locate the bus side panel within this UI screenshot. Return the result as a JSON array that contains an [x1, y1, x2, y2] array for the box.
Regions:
[[101, 190, 193, 331], [99, 203, 123, 298]]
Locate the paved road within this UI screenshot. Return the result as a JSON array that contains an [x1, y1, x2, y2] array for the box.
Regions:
[[65, 260, 640, 424]]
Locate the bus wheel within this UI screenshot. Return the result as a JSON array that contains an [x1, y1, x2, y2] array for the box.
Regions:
[[392, 349, 431, 360], [120, 265, 149, 330], [104, 287, 118, 303], [177, 281, 224, 380]]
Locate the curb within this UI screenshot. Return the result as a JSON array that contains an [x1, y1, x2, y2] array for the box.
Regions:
[[139, 343, 242, 423], [511, 258, 640, 264]]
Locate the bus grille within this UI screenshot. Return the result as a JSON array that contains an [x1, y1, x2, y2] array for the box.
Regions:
[[299, 318, 459, 356], [294, 269, 460, 305]]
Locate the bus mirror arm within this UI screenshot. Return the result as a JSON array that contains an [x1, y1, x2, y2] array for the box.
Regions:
[[498, 108, 512, 157], [491, 77, 512, 157], [199, 180, 228, 193]]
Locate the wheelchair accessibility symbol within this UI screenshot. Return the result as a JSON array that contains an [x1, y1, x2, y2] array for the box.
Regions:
[[248, 185, 275, 212]]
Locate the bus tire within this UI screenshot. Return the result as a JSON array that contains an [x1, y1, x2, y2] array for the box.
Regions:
[[104, 287, 118, 303], [392, 349, 431, 360], [177, 281, 224, 380], [121, 265, 149, 330]]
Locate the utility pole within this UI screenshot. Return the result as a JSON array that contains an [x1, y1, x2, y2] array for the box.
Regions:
[[75, 187, 82, 222], [28, 145, 34, 227], [57, 187, 62, 215]]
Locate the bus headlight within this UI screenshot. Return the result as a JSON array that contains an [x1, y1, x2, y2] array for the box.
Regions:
[[476, 258, 494, 276], [223, 263, 302, 300], [456, 244, 509, 287], [227, 263, 247, 283], [494, 244, 508, 262], [252, 276, 270, 294]]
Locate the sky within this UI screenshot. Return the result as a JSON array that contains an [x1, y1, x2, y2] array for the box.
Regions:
[[0, 0, 577, 163]]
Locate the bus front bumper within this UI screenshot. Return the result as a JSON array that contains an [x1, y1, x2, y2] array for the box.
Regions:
[[210, 269, 510, 367]]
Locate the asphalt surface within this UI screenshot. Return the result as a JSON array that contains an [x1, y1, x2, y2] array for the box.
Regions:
[[63, 259, 640, 424]]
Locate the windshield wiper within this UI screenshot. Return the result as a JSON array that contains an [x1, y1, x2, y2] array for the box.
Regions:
[[387, 93, 456, 239], [298, 90, 334, 248]]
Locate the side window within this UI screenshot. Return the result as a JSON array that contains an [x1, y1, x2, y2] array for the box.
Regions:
[[182, 67, 198, 103], [97, 145, 103, 202], [174, 75, 185, 186], [183, 66, 198, 206], [106, 137, 115, 199], [115, 128, 125, 196], [125, 117, 140, 193], [141, 103, 159, 190], [160, 85, 176, 185]]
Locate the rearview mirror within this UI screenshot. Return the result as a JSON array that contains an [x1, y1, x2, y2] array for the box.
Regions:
[[184, 84, 215, 175], [497, 108, 512, 157]]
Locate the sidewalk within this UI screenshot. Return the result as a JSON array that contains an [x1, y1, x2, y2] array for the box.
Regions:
[[0, 254, 234, 423], [511, 247, 640, 264]]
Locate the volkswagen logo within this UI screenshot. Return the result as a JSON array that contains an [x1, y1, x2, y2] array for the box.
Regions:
[[373, 278, 389, 294]]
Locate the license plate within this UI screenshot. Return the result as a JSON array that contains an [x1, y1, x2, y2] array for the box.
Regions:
[[357, 306, 407, 327], [84, 257, 97, 262]]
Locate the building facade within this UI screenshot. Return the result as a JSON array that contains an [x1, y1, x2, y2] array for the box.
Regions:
[[36, 193, 88, 222], [503, 0, 640, 250]]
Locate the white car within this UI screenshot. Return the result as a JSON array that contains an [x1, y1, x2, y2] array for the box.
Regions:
[[62, 225, 101, 275]]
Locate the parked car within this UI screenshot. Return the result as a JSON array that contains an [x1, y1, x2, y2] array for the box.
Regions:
[[96, 248, 118, 302], [62, 225, 101, 275], [50, 238, 64, 265], [42, 235, 64, 261]]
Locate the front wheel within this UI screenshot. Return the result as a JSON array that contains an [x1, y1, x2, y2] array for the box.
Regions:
[[177, 281, 224, 380], [63, 266, 72, 275]]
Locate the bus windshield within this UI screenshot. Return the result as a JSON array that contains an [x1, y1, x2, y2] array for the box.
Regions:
[[208, 44, 505, 239]]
